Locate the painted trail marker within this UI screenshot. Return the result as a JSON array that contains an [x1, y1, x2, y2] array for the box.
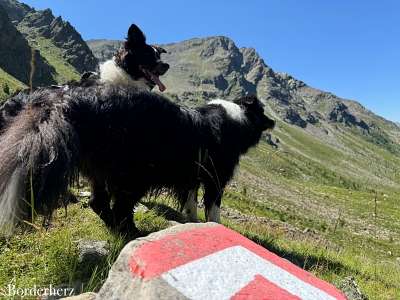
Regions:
[[98, 223, 347, 300]]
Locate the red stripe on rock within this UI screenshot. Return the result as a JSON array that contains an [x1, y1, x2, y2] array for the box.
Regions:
[[231, 275, 301, 300], [129, 225, 346, 299]]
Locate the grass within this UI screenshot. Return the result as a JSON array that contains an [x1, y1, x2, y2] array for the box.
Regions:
[[0, 203, 169, 297], [21, 34, 80, 84], [0, 33, 80, 103], [0, 98, 399, 299], [0, 191, 398, 299], [228, 221, 400, 300], [0, 68, 26, 102]]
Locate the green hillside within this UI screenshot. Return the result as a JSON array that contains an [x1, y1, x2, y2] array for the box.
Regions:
[[0, 1, 398, 299], [24, 35, 80, 84], [0, 34, 80, 103], [0, 67, 26, 100]]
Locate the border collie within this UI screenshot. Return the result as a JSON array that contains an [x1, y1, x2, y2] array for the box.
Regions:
[[0, 27, 275, 236], [0, 24, 169, 129]]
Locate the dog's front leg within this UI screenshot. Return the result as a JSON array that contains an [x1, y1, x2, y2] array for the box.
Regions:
[[89, 180, 114, 227], [180, 186, 199, 222], [203, 186, 222, 223], [111, 190, 142, 237]]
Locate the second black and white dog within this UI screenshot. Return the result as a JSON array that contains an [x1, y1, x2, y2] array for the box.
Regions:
[[0, 25, 275, 235]]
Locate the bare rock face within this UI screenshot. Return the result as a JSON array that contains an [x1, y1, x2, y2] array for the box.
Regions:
[[86, 39, 122, 63], [285, 108, 308, 128], [17, 8, 98, 73], [0, 4, 56, 86], [329, 102, 369, 130], [0, 0, 98, 74], [159, 37, 256, 102], [0, 0, 30, 23], [87, 35, 400, 153]]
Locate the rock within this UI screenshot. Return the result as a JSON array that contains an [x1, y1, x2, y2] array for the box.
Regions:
[[86, 36, 399, 157], [306, 112, 321, 124], [97, 223, 346, 300], [265, 132, 279, 148], [78, 191, 92, 198], [39, 282, 82, 300], [17, 8, 98, 73], [0, 4, 56, 86], [167, 220, 181, 227], [76, 240, 109, 265], [63, 292, 96, 300], [97, 223, 218, 300], [285, 108, 307, 128], [338, 276, 367, 300], [133, 203, 149, 213], [0, 0, 31, 23], [86, 39, 122, 63], [328, 102, 369, 131]]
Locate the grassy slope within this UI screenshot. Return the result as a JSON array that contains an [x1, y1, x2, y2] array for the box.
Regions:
[[0, 94, 398, 299], [0, 43, 398, 298], [25, 36, 80, 84], [0, 190, 398, 299], [233, 122, 400, 299], [0, 121, 399, 299], [0, 34, 80, 103], [0, 68, 26, 102]]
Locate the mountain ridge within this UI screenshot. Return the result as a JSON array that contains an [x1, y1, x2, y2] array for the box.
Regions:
[[0, 3, 56, 87], [88, 37, 400, 154], [0, 0, 97, 90], [0, 2, 399, 297]]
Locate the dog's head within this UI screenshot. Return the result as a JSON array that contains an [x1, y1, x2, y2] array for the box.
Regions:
[[114, 24, 169, 92], [234, 95, 275, 131]]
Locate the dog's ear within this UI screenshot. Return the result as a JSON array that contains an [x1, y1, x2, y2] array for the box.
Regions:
[[152, 46, 167, 54], [235, 95, 259, 107], [243, 95, 257, 105], [126, 24, 146, 49]]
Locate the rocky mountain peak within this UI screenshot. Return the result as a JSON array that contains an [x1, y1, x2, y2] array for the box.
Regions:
[[1, 0, 98, 73], [0, 4, 56, 86], [0, 0, 31, 23], [89, 36, 400, 153]]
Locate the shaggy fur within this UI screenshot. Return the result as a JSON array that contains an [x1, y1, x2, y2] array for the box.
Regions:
[[0, 83, 274, 235], [0, 24, 274, 235]]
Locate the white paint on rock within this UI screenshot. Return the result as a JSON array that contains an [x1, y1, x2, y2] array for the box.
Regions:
[[161, 246, 337, 300]]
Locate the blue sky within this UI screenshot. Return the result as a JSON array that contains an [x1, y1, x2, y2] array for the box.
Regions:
[[23, 0, 400, 122]]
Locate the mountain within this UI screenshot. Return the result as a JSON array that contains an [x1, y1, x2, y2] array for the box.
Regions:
[[87, 39, 122, 64], [0, 3, 55, 90], [0, 1, 399, 297], [0, 0, 98, 99], [88, 36, 400, 260], [89, 36, 400, 155]]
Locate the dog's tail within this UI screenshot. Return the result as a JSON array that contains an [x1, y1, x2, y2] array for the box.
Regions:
[[0, 98, 79, 235]]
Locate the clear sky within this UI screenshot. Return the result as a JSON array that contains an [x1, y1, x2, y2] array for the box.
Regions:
[[23, 0, 400, 122]]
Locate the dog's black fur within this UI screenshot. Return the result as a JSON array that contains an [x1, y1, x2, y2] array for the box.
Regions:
[[0, 25, 275, 236], [0, 84, 274, 234], [0, 24, 169, 130]]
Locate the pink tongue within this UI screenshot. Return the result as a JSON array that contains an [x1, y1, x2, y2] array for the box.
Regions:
[[150, 73, 166, 92]]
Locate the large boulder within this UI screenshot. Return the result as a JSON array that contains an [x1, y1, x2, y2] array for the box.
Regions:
[[97, 223, 347, 300]]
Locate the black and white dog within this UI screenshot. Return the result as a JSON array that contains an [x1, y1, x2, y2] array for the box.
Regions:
[[0, 24, 275, 236], [0, 24, 169, 129]]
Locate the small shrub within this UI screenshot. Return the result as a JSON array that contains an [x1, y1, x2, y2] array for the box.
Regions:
[[3, 84, 10, 95]]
